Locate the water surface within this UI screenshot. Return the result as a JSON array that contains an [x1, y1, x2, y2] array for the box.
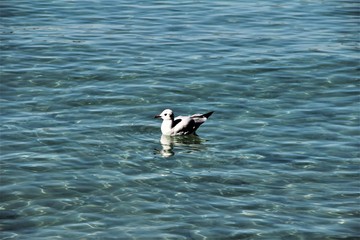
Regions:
[[1, 1, 359, 239]]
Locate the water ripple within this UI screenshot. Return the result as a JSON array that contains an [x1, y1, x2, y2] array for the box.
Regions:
[[1, 0, 358, 239]]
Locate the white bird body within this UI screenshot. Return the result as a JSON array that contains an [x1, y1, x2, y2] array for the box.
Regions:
[[155, 109, 214, 136]]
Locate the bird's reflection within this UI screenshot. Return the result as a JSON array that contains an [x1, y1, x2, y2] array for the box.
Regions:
[[158, 134, 204, 157]]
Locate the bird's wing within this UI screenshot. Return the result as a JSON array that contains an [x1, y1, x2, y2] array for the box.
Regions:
[[173, 116, 196, 135], [189, 111, 214, 132], [172, 118, 182, 128], [190, 111, 214, 123]]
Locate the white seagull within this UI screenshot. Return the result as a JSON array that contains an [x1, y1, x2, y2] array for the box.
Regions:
[[155, 109, 214, 136]]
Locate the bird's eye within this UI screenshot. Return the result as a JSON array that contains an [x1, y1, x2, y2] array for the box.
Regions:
[[164, 114, 167, 116]]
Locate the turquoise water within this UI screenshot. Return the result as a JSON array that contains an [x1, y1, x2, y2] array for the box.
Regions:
[[1, 1, 359, 239]]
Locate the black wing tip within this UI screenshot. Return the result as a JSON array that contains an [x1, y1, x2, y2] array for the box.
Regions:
[[203, 111, 214, 118]]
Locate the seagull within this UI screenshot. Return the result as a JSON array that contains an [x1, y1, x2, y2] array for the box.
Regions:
[[154, 109, 214, 136]]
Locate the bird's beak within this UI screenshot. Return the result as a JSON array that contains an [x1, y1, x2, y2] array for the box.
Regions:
[[154, 115, 161, 119]]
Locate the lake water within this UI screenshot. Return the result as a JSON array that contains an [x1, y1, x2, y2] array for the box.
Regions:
[[1, 1, 359, 239]]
